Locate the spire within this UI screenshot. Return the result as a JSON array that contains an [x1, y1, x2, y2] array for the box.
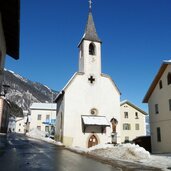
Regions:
[[79, 1, 101, 45]]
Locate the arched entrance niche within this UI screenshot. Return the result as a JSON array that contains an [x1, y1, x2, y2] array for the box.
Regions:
[[88, 134, 99, 148]]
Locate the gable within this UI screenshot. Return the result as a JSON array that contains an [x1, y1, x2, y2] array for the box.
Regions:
[[101, 73, 121, 95], [54, 72, 83, 103], [143, 61, 171, 103], [55, 72, 121, 103], [121, 100, 147, 115]]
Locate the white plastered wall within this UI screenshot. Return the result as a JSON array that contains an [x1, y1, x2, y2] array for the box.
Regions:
[[62, 73, 120, 147]]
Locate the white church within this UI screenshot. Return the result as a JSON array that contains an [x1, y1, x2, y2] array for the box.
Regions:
[[55, 2, 121, 148]]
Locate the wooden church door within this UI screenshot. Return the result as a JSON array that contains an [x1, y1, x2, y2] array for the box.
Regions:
[[88, 135, 98, 148]]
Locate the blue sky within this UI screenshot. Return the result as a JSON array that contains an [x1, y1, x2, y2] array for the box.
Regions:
[[5, 0, 171, 112]]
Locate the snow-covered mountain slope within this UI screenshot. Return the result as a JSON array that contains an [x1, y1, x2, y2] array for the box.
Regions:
[[3, 69, 58, 110]]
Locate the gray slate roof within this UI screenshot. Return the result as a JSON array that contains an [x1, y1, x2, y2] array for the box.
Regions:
[[81, 12, 101, 43]]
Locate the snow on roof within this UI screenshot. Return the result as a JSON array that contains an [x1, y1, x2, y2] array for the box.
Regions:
[[163, 59, 171, 64], [82, 115, 110, 126], [30, 103, 57, 110]]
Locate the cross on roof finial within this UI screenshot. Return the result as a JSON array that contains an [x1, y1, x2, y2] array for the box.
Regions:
[[89, 0, 92, 10]]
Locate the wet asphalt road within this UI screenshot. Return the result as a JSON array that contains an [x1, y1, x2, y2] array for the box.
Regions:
[[0, 134, 121, 171], [0, 134, 161, 171]]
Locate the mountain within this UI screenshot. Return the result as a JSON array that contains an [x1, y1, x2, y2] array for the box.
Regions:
[[3, 69, 58, 111]]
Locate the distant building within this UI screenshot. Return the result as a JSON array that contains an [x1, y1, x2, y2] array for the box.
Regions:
[[8, 115, 16, 132], [55, 4, 121, 148], [0, 0, 20, 132], [15, 117, 26, 133], [15, 111, 30, 134], [29, 103, 57, 134], [143, 60, 171, 153], [120, 100, 147, 143]]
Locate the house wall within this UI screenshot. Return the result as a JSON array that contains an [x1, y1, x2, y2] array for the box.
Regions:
[[56, 97, 64, 141], [15, 117, 26, 133], [8, 116, 16, 132], [29, 109, 56, 133], [0, 98, 10, 133], [148, 65, 171, 153], [62, 73, 120, 147], [120, 103, 146, 143], [0, 13, 6, 69], [0, 13, 6, 92], [0, 98, 4, 132]]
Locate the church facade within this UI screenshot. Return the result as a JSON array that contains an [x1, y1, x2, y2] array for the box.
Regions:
[[55, 6, 121, 148]]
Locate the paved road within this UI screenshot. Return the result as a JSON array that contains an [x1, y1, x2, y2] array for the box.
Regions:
[[0, 134, 161, 171], [0, 134, 121, 171]]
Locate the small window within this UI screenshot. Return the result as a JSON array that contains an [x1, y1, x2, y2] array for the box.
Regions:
[[135, 112, 139, 119], [135, 124, 140, 130], [46, 115, 50, 120], [169, 99, 171, 111], [124, 112, 128, 118], [37, 114, 41, 120], [123, 123, 131, 130], [155, 104, 159, 114], [89, 43, 95, 55], [167, 73, 171, 85], [159, 80, 163, 89], [157, 127, 161, 142], [45, 126, 49, 132]]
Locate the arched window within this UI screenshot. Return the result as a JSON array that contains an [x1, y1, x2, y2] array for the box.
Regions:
[[89, 43, 95, 55], [167, 73, 171, 85]]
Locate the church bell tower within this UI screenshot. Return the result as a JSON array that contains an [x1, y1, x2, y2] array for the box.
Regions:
[[78, 0, 102, 79]]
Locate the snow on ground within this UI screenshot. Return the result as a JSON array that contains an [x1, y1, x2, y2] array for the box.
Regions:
[[69, 144, 171, 171], [26, 128, 63, 146], [25, 130, 171, 170]]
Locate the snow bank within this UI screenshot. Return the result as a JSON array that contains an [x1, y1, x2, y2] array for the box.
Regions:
[[27, 128, 47, 139], [69, 143, 150, 161], [69, 143, 171, 171], [26, 129, 63, 146], [88, 143, 150, 161]]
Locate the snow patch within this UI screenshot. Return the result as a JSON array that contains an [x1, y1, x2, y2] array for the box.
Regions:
[[43, 84, 52, 91], [69, 143, 171, 170], [26, 128, 63, 146], [87, 143, 150, 161]]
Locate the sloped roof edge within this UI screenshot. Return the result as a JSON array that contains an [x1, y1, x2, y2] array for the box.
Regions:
[[101, 73, 121, 95], [55, 72, 121, 102], [121, 100, 147, 115], [143, 60, 171, 103], [54, 72, 84, 102]]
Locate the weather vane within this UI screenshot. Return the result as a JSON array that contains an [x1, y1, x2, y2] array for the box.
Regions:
[[89, 0, 92, 10]]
